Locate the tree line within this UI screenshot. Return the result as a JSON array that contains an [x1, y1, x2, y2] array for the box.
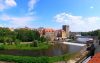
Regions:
[[0, 27, 47, 45], [81, 30, 100, 39]]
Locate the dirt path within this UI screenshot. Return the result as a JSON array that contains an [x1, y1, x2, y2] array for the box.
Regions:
[[0, 61, 15, 63], [54, 61, 66, 63]]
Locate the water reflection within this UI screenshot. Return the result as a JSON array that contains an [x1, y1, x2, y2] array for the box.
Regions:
[[0, 43, 83, 57]]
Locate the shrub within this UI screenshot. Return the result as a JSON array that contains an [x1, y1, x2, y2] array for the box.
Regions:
[[0, 45, 4, 50], [14, 39, 20, 45], [31, 40, 38, 47]]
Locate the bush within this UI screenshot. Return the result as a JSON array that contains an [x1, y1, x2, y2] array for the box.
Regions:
[[39, 36, 47, 42], [14, 39, 20, 45], [31, 40, 38, 47], [0, 45, 4, 50]]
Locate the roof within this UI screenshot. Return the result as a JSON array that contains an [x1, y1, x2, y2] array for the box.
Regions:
[[88, 53, 100, 63], [43, 28, 55, 32]]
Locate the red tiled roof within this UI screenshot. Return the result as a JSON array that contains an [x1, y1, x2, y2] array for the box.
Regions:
[[44, 28, 54, 32], [88, 53, 100, 63]]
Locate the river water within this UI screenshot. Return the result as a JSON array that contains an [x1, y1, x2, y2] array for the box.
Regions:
[[0, 43, 84, 57]]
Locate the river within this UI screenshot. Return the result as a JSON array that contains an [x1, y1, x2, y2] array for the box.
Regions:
[[0, 43, 85, 57]]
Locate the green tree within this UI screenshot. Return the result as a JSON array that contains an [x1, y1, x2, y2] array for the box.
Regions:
[[39, 36, 46, 42], [14, 39, 20, 45], [32, 40, 38, 47], [15, 28, 40, 42]]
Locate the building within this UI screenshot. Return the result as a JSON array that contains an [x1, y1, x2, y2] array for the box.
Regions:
[[62, 25, 67, 32], [9, 28, 14, 31], [62, 25, 69, 39], [39, 28, 55, 41], [38, 27, 44, 37], [44, 28, 55, 41], [38, 25, 69, 41], [62, 30, 67, 39], [55, 29, 62, 40]]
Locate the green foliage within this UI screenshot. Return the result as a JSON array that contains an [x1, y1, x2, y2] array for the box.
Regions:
[[81, 30, 100, 39], [0, 45, 4, 50], [15, 29, 40, 42], [0, 55, 49, 63], [39, 36, 47, 42], [31, 40, 38, 47], [0, 53, 75, 63], [14, 39, 20, 45], [0, 27, 41, 44], [48, 53, 75, 63], [0, 43, 51, 50]]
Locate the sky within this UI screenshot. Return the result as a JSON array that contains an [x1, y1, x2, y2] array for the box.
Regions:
[[0, 0, 100, 32]]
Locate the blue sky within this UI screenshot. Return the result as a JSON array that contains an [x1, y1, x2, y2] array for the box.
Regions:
[[0, 0, 100, 32]]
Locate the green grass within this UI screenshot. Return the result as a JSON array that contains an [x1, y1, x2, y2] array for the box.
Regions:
[[0, 43, 51, 50], [0, 43, 77, 63], [0, 53, 75, 63], [0, 55, 49, 63], [49, 53, 76, 63]]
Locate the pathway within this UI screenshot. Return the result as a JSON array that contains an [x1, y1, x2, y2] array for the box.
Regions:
[[0, 61, 14, 63]]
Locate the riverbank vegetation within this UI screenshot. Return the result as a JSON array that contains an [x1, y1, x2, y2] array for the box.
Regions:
[[0, 53, 75, 63], [0, 27, 47, 45], [81, 30, 100, 39], [0, 27, 76, 63], [0, 43, 51, 50], [0, 27, 50, 50]]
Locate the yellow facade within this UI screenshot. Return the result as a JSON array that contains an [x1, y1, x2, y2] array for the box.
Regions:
[[62, 30, 67, 39]]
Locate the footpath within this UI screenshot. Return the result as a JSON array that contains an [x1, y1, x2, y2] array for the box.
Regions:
[[0, 61, 14, 63]]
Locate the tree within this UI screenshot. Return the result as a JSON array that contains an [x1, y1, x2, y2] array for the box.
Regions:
[[15, 29, 40, 42], [0, 27, 17, 45], [0, 27, 41, 44], [39, 36, 46, 42], [15, 39, 20, 45], [2, 37, 13, 45], [32, 40, 38, 47]]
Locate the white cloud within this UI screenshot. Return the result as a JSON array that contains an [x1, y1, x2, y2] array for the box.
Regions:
[[90, 6, 94, 9], [54, 12, 100, 32], [11, 16, 34, 26], [5, 0, 17, 7], [0, 14, 36, 27], [28, 0, 38, 12], [27, 0, 39, 16], [0, 0, 38, 28], [0, 0, 17, 11]]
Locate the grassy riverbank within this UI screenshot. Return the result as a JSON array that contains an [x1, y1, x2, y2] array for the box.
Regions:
[[0, 53, 75, 63], [0, 42, 77, 63], [0, 43, 51, 50]]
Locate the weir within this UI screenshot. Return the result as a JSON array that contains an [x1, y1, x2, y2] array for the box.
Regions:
[[62, 42, 86, 46]]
